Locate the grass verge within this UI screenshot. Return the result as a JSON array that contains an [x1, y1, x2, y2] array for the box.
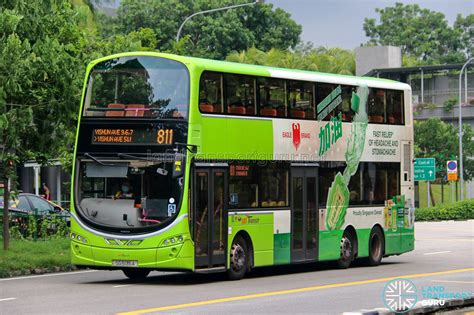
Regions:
[[0, 238, 74, 278]]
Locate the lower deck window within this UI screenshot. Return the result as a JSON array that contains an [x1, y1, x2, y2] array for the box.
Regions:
[[320, 162, 400, 206], [229, 162, 289, 208]]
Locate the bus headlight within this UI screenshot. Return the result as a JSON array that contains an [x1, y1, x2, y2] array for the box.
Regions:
[[71, 233, 88, 244], [160, 235, 185, 247]]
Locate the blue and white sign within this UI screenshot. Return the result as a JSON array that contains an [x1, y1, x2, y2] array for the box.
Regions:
[[167, 204, 176, 217], [447, 160, 457, 173]]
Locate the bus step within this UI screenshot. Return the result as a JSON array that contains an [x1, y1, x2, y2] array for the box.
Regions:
[[195, 266, 226, 274]]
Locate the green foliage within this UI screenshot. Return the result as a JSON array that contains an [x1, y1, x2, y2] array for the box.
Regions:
[[102, 0, 302, 60], [226, 45, 355, 75], [0, 238, 72, 277], [364, 3, 472, 64], [0, 1, 158, 177], [415, 199, 474, 221], [414, 118, 474, 181], [1, 212, 69, 240], [443, 97, 458, 112]]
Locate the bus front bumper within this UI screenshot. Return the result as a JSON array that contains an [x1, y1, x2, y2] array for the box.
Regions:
[[71, 239, 194, 271]]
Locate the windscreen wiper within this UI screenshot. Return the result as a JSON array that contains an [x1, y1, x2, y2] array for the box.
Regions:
[[117, 153, 151, 161], [83, 153, 118, 166]]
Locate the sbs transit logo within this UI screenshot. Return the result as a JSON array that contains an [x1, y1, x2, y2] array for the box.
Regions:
[[382, 278, 418, 313]]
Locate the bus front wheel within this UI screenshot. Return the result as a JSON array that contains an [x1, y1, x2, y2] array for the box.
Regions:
[[227, 235, 248, 280], [336, 231, 354, 269], [122, 268, 150, 280]]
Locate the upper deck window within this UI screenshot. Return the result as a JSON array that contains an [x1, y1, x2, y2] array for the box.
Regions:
[[225, 74, 256, 115], [199, 72, 223, 113], [287, 81, 314, 119], [258, 78, 286, 117], [83, 56, 189, 119]]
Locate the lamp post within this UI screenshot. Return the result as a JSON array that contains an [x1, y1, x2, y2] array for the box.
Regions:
[[458, 57, 473, 201], [176, 1, 263, 43]]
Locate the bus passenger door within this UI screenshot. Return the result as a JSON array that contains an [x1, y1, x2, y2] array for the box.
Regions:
[[291, 166, 319, 262], [193, 168, 227, 269]]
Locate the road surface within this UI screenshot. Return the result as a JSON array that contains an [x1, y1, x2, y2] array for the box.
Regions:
[[1, 220, 473, 314]]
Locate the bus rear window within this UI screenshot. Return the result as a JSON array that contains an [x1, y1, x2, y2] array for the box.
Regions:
[[83, 56, 189, 119]]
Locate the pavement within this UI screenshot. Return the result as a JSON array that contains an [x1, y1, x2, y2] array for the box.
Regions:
[[1, 220, 473, 315]]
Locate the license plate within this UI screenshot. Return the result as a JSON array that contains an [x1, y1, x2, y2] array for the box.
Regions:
[[112, 260, 138, 267]]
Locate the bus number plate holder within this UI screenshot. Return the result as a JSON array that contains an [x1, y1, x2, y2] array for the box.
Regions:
[[112, 260, 138, 267]]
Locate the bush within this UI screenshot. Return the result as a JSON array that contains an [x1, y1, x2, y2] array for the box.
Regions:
[[415, 199, 474, 221], [443, 96, 457, 112]]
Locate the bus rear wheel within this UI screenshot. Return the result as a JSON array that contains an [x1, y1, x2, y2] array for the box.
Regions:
[[227, 235, 248, 280], [122, 268, 150, 280], [336, 231, 354, 269], [366, 227, 384, 266]]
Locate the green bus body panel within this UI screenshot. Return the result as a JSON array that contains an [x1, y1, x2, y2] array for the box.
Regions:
[[71, 52, 412, 272], [228, 213, 274, 267], [356, 229, 371, 258], [318, 231, 342, 261], [193, 118, 274, 159], [273, 233, 291, 264], [385, 227, 415, 255]]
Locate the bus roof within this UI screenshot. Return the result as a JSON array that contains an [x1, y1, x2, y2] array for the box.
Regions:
[[88, 51, 411, 91]]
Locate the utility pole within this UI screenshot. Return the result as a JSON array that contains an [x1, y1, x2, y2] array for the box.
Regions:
[[458, 58, 473, 201]]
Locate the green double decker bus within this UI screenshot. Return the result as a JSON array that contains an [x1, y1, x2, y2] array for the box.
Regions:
[[71, 52, 415, 280]]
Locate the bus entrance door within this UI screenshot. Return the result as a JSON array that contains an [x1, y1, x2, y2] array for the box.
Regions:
[[291, 166, 319, 262], [193, 168, 228, 269]]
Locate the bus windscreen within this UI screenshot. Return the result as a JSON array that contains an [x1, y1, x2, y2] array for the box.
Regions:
[[82, 56, 189, 119]]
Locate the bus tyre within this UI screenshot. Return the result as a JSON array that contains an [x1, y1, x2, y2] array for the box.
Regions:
[[367, 227, 384, 266], [336, 231, 354, 269], [122, 268, 150, 280], [228, 235, 248, 280]]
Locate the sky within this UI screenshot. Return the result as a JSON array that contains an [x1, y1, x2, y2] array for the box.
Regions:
[[100, 0, 473, 50], [267, 0, 474, 49]]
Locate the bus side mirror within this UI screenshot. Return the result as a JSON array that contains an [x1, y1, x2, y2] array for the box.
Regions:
[[172, 153, 185, 178]]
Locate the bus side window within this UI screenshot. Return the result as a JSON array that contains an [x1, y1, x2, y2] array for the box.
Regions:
[[287, 80, 314, 120], [258, 78, 286, 118], [341, 85, 356, 122], [225, 74, 256, 116], [315, 83, 339, 121], [199, 72, 223, 113], [368, 89, 386, 123], [386, 90, 404, 124]]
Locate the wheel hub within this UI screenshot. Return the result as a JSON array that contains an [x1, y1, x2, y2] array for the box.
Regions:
[[231, 244, 245, 271], [340, 237, 352, 260]]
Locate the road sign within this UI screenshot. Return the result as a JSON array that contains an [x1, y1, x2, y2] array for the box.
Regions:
[[414, 158, 436, 181], [447, 160, 458, 181]]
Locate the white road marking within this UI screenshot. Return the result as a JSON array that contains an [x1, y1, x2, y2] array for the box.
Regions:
[[0, 270, 98, 282], [417, 238, 473, 242], [423, 251, 452, 255], [113, 284, 133, 288], [0, 298, 17, 302]]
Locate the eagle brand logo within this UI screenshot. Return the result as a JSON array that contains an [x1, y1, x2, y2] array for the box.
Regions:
[[292, 123, 301, 150]]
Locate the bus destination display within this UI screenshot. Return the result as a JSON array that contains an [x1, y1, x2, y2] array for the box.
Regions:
[[92, 128, 174, 145]]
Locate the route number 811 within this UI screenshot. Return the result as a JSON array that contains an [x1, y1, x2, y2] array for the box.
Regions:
[[156, 129, 173, 145]]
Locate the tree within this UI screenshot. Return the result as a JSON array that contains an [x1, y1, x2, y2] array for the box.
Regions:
[[226, 46, 355, 75], [414, 118, 474, 204], [0, 0, 156, 249], [454, 14, 474, 58], [363, 3, 472, 64], [101, 0, 302, 60]]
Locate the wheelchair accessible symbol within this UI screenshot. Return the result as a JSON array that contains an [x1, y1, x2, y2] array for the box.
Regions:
[[382, 278, 418, 313], [168, 204, 176, 217]]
